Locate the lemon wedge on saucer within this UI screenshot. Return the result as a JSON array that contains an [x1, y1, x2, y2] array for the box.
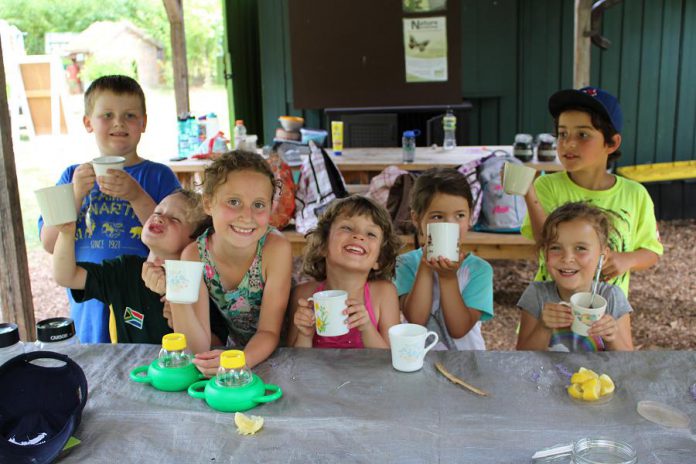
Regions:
[[234, 412, 264, 435]]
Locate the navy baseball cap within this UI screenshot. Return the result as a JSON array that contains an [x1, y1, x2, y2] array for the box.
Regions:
[[0, 351, 88, 464], [548, 86, 623, 133]]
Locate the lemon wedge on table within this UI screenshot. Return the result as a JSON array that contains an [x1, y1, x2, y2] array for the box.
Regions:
[[234, 412, 264, 435], [581, 378, 601, 401], [570, 367, 599, 385], [567, 382, 584, 400], [599, 374, 615, 395]]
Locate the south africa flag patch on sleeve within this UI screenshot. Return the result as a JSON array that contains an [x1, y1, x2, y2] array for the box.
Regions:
[[124, 307, 144, 330]]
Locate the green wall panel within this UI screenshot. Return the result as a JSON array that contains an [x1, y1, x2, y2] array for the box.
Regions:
[[246, 0, 695, 163]]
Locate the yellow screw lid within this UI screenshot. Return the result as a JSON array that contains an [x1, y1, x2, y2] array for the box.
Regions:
[[162, 333, 187, 351], [220, 350, 246, 369]]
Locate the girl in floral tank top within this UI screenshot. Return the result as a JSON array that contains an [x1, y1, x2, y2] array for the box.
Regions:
[[168, 151, 292, 375]]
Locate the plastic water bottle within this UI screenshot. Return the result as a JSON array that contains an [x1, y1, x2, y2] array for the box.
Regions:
[[234, 120, 247, 150], [188, 115, 199, 154], [402, 129, 419, 163], [0, 323, 24, 367], [206, 113, 220, 138], [158, 333, 192, 368], [197, 115, 207, 142], [215, 350, 253, 387], [177, 115, 189, 157], [443, 109, 457, 150]]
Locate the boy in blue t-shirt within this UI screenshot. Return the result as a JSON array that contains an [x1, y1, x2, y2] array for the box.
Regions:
[[39, 75, 180, 343]]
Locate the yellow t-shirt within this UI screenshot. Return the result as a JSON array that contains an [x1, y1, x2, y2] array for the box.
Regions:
[[521, 171, 663, 296]]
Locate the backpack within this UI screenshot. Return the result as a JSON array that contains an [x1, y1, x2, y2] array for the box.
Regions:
[[457, 159, 483, 226], [267, 148, 296, 230], [366, 166, 409, 207], [475, 152, 528, 232], [294, 141, 348, 234], [386, 172, 417, 235]]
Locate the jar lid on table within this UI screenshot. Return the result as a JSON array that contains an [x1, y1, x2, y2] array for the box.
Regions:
[[36, 317, 76, 344], [0, 323, 20, 348]]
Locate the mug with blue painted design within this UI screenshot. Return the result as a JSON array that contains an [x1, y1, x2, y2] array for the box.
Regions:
[[388, 323, 439, 372]]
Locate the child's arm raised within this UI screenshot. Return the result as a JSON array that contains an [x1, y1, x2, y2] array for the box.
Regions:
[[97, 170, 156, 226], [402, 254, 435, 326], [51, 222, 87, 290], [523, 183, 547, 243], [288, 283, 317, 348], [244, 232, 292, 367], [169, 242, 212, 354]]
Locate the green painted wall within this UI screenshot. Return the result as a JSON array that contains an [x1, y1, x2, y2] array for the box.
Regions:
[[235, 0, 696, 165]]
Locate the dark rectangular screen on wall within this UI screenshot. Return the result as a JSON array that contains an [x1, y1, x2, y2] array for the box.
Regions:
[[288, 0, 461, 109]]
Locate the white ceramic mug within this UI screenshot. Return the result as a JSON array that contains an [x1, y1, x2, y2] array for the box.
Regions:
[[92, 156, 126, 177], [165, 260, 204, 304], [426, 223, 460, 261], [502, 162, 536, 196], [562, 292, 608, 336], [35, 184, 77, 226], [308, 290, 349, 337], [388, 324, 439, 372]]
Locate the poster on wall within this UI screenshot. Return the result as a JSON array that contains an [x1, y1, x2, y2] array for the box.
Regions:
[[403, 16, 447, 82], [403, 0, 447, 13]]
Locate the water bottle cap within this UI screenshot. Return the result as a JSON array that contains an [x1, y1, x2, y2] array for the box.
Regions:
[[235, 120, 245, 125], [220, 350, 246, 369], [403, 130, 416, 137], [208, 112, 217, 118], [36, 317, 75, 343], [0, 323, 19, 348], [162, 333, 187, 351]]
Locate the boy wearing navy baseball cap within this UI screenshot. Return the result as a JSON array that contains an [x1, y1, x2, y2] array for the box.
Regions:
[[520, 87, 662, 299]]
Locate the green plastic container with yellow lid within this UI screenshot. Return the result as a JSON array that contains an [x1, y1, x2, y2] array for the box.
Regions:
[[130, 333, 205, 392], [188, 350, 282, 412]]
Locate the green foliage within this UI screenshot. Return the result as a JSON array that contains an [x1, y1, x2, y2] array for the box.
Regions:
[[0, 0, 223, 87], [80, 55, 136, 84]]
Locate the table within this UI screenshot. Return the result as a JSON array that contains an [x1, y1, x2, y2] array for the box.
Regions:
[[59, 345, 696, 463], [167, 145, 564, 189]]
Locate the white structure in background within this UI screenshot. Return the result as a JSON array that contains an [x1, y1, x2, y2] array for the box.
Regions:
[[66, 20, 164, 88], [44, 32, 78, 56], [0, 20, 33, 142]]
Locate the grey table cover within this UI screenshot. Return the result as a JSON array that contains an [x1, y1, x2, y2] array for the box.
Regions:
[[54, 345, 695, 463]]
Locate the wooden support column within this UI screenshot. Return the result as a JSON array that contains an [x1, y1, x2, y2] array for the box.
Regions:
[[163, 0, 190, 116], [574, 0, 594, 88], [0, 39, 36, 340]]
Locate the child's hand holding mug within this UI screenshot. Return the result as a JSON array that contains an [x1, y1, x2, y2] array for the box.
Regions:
[[540, 302, 574, 329], [586, 314, 619, 342], [293, 298, 316, 337], [72, 163, 96, 201], [142, 259, 166, 295], [344, 299, 372, 332]]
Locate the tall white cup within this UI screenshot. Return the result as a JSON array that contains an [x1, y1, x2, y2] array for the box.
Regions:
[[165, 260, 204, 304], [426, 223, 460, 261], [502, 162, 536, 196], [388, 323, 439, 372], [563, 292, 608, 336], [34, 184, 77, 226], [92, 156, 126, 177], [308, 290, 349, 337]]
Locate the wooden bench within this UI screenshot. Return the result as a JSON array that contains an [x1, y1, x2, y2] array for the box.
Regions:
[[283, 229, 536, 260]]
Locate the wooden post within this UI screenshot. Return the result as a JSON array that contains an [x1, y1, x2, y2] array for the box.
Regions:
[[574, 0, 594, 88], [0, 39, 36, 341], [163, 0, 190, 116]]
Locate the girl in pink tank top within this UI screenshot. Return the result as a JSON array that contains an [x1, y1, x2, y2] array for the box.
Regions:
[[288, 196, 402, 349]]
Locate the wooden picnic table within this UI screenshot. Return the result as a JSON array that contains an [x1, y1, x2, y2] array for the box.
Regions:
[[166, 145, 563, 189]]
